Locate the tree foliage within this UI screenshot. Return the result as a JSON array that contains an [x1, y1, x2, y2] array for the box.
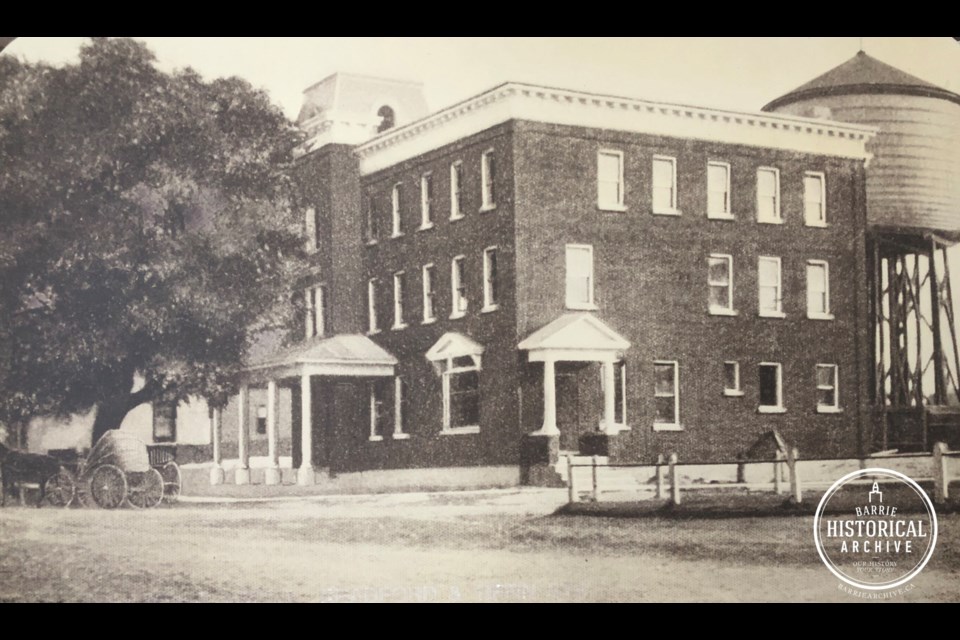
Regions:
[[0, 38, 306, 443]]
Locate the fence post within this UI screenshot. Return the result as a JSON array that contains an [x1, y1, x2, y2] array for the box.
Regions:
[[591, 455, 599, 502], [774, 450, 784, 495], [567, 454, 575, 504], [787, 447, 802, 504], [668, 453, 680, 506], [655, 453, 665, 499], [933, 442, 949, 504]]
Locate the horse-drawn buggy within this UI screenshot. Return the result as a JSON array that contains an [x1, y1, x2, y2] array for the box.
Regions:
[[1, 431, 182, 509]]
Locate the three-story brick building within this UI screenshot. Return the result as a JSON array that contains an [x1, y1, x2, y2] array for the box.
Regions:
[[221, 73, 877, 487]]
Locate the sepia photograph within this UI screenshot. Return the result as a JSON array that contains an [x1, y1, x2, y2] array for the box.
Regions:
[[0, 36, 958, 602]]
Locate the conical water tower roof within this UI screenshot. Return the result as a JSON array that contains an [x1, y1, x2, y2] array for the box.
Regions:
[[763, 51, 960, 111]]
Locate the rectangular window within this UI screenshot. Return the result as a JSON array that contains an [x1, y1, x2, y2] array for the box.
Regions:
[[652, 155, 678, 214], [481, 150, 496, 210], [450, 256, 467, 318], [420, 173, 433, 229], [443, 355, 481, 433], [364, 198, 379, 244], [599, 361, 627, 427], [391, 183, 403, 237], [758, 256, 784, 317], [152, 402, 177, 443], [304, 286, 315, 339], [804, 172, 826, 227], [707, 161, 732, 219], [305, 206, 318, 252], [367, 278, 379, 334], [653, 361, 680, 429], [758, 363, 784, 412], [312, 284, 330, 338], [807, 260, 832, 319], [757, 167, 781, 223], [723, 361, 743, 396], [393, 377, 409, 439], [393, 271, 407, 329], [422, 263, 436, 323], [708, 254, 735, 315], [816, 364, 840, 412], [369, 380, 390, 442], [256, 405, 267, 435], [483, 247, 499, 311], [597, 150, 625, 210], [565, 244, 595, 309], [450, 161, 463, 220]]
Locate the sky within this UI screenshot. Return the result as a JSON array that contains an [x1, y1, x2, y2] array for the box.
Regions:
[[4, 37, 960, 383], [5, 37, 959, 121]]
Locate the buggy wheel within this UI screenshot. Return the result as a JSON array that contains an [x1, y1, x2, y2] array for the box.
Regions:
[[43, 467, 76, 508], [89, 464, 127, 509], [126, 468, 164, 509], [160, 461, 181, 503]]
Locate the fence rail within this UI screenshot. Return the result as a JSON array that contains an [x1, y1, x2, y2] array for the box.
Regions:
[[566, 442, 960, 506]]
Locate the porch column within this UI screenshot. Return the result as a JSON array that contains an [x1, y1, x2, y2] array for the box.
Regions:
[[297, 373, 315, 485], [602, 360, 617, 434], [235, 385, 251, 485], [535, 358, 560, 436], [264, 380, 281, 485], [209, 406, 225, 485]]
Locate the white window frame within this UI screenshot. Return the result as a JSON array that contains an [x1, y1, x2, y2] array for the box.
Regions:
[[364, 198, 378, 245], [450, 161, 464, 220], [707, 161, 733, 220], [391, 183, 403, 238], [419, 172, 434, 230], [756, 167, 782, 224], [708, 253, 737, 316], [565, 244, 596, 310], [422, 263, 436, 324], [441, 354, 482, 435], [368, 381, 385, 442], [758, 362, 786, 413], [367, 278, 380, 335], [804, 171, 827, 228], [597, 149, 626, 212], [314, 284, 327, 338], [653, 360, 681, 431], [304, 286, 315, 340], [392, 271, 407, 330], [723, 361, 744, 397], [806, 259, 834, 320], [450, 255, 468, 319], [482, 246, 500, 313], [393, 377, 410, 439], [816, 364, 841, 414], [652, 155, 679, 216], [480, 149, 496, 212], [758, 256, 785, 318], [305, 206, 318, 253], [598, 360, 628, 431]]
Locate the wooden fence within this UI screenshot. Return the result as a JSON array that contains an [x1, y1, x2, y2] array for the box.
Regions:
[[566, 442, 960, 506]]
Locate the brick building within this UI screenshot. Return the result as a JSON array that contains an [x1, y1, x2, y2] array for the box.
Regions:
[[207, 72, 878, 487]]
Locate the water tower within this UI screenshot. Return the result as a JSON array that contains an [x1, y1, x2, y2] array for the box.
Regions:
[[765, 51, 960, 451]]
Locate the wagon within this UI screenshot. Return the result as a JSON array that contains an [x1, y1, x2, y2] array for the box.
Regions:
[[147, 444, 182, 504], [72, 432, 165, 509]]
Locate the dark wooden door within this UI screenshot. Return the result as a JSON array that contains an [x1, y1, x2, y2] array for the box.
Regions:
[[556, 370, 581, 452]]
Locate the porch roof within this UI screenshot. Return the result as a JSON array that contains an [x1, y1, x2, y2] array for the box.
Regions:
[[244, 333, 398, 381], [518, 313, 630, 362]]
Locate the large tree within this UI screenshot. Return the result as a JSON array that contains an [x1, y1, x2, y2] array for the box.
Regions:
[[0, 38, 305, 445]]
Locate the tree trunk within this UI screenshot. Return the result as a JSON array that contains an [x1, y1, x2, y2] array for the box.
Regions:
[[90, 395, 134, 445], [90, 370, 159, 446]]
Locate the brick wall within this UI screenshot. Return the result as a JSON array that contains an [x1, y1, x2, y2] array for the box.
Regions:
[[512, 120, 871, 462]]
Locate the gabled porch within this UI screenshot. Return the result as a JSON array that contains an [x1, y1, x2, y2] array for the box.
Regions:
[[209, 334, 397, 486]]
